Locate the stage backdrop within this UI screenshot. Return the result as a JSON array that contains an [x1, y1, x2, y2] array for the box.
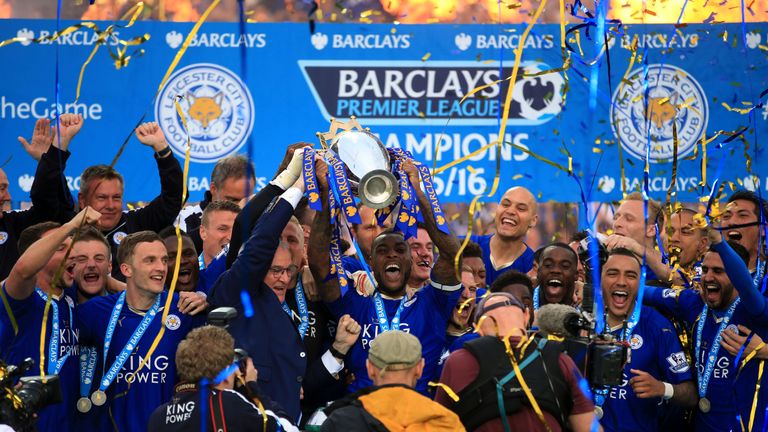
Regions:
[[0, 21, 766, 206]]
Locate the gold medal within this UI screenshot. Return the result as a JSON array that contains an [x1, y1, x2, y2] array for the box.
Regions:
[[698, 397, 711, 413], [91, 390, 107, 406], [76, 397, 92, 413], [595, 406, 604, 419]]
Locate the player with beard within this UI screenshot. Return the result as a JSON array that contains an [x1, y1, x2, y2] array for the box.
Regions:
[[406, 225, 434, 295], [596, 249, 697, 432], [471, 187, 537, 287], [532, 243, 578, 311], [642, 230, 768, 431], [663, 208, 710, 286], [75, 231, 207, 431], [66, 225, 125, 303], [1, 207, 98, 432], [309, 159, 462, 396], [604, 192, 668, 282], [721, 190, 768, 280]]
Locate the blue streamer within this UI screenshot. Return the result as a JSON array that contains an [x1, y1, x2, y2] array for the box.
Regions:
[[241, 290, 254, 318]]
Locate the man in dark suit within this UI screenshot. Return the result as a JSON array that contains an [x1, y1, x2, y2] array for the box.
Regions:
[[209, 153, 359, 422]]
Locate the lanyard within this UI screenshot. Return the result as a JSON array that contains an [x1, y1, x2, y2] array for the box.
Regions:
[[99, 292, 161, 393], [281, 279, 310, 339], [695, 298, 741, 398], [373, 292, 407, 332], [35, 289, 73, 375], [79, 346, 98, 397], [533, 286, 540, 311]]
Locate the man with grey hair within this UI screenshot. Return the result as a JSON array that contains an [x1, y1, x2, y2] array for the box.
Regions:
[[178, 154, 256, 253]]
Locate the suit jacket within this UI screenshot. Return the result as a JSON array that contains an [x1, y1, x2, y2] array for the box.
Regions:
[[210, 197, 308, 420]]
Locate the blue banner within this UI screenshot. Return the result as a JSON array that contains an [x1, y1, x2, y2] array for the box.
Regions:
[[0, 20, 766, 204]]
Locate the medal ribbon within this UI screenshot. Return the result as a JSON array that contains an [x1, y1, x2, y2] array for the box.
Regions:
[[695, 298, 741, 398], [533, 286, 540, 311], [35, 289, 73, 375], [303, 148, 322, 211], [281, 279, 310, 340], [99, 292, 161, 394], [373, 292, 407, 333], [79, 346, 98, 398]]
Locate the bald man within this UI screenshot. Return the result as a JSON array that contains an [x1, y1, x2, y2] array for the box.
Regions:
[[471, 187, 538, 287]]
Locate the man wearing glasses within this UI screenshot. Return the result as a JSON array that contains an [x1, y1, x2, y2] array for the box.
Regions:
[[210, 176, 361, 423]]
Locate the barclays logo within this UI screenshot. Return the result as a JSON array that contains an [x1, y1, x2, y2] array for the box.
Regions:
[[299, 60, 564, 126], [311, 32, 329, 50]]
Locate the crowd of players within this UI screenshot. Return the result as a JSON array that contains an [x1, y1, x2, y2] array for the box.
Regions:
[[0, 114, 767, 432]]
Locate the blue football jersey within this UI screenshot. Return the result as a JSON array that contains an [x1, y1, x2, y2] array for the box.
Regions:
[[471, 234, 534, 286], [600, 306, 693, 432], [327, 282, 460, 395], [76, 291, 205, 431], [647, 288, 768, 432], [0, 283, 78, 432]]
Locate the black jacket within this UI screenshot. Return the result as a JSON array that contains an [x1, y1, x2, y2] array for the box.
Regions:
[[147, 383, 290, 432], [0, 146, 74, 280]]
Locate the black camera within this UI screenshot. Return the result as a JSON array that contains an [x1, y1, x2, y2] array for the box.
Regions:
[[537, 304, 630, 387], [0, 358, 63, 431]]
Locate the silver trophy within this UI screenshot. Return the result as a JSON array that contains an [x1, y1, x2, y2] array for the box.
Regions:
[[318, 118, 399, 209]]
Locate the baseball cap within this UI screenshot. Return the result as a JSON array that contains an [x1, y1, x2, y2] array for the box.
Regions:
[[368, 330, 422, 371]]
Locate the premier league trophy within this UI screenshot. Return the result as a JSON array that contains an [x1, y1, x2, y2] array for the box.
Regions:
[[317, 117, 399, 209]]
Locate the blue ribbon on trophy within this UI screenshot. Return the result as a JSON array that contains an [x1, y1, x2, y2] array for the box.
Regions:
[[325, 150, 362, 225], [303, 147, 322, 211]]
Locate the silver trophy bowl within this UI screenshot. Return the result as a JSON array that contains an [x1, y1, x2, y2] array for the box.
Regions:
[[329, 130, 399, 209]]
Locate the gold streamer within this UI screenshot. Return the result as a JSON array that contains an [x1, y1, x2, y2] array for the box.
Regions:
[[506, 335, 552, 432], [111, 0, 220, 167], [156, 0, 222, 94], [428, 382, 460, 402], [75, 2, 147, 101], [488, 0, 549, 198]]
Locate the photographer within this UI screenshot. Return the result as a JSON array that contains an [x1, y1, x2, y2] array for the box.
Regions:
[[436, 292, 597, 431], [595, 249, 697, 432], [148, 326, 297, 432]]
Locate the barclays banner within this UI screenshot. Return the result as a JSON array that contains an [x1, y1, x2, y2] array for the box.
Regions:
[[0, 20, 766, 205]]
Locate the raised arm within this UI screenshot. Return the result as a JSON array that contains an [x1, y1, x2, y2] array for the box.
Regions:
[[709, 230, 767, 318], [210, 186, 304, 308], [226, 144, 308, 269], [5, 206, 100, 300], [129, 122, 184, 231], [402, 160, 460, 286], [308, 159, 341, 303]]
